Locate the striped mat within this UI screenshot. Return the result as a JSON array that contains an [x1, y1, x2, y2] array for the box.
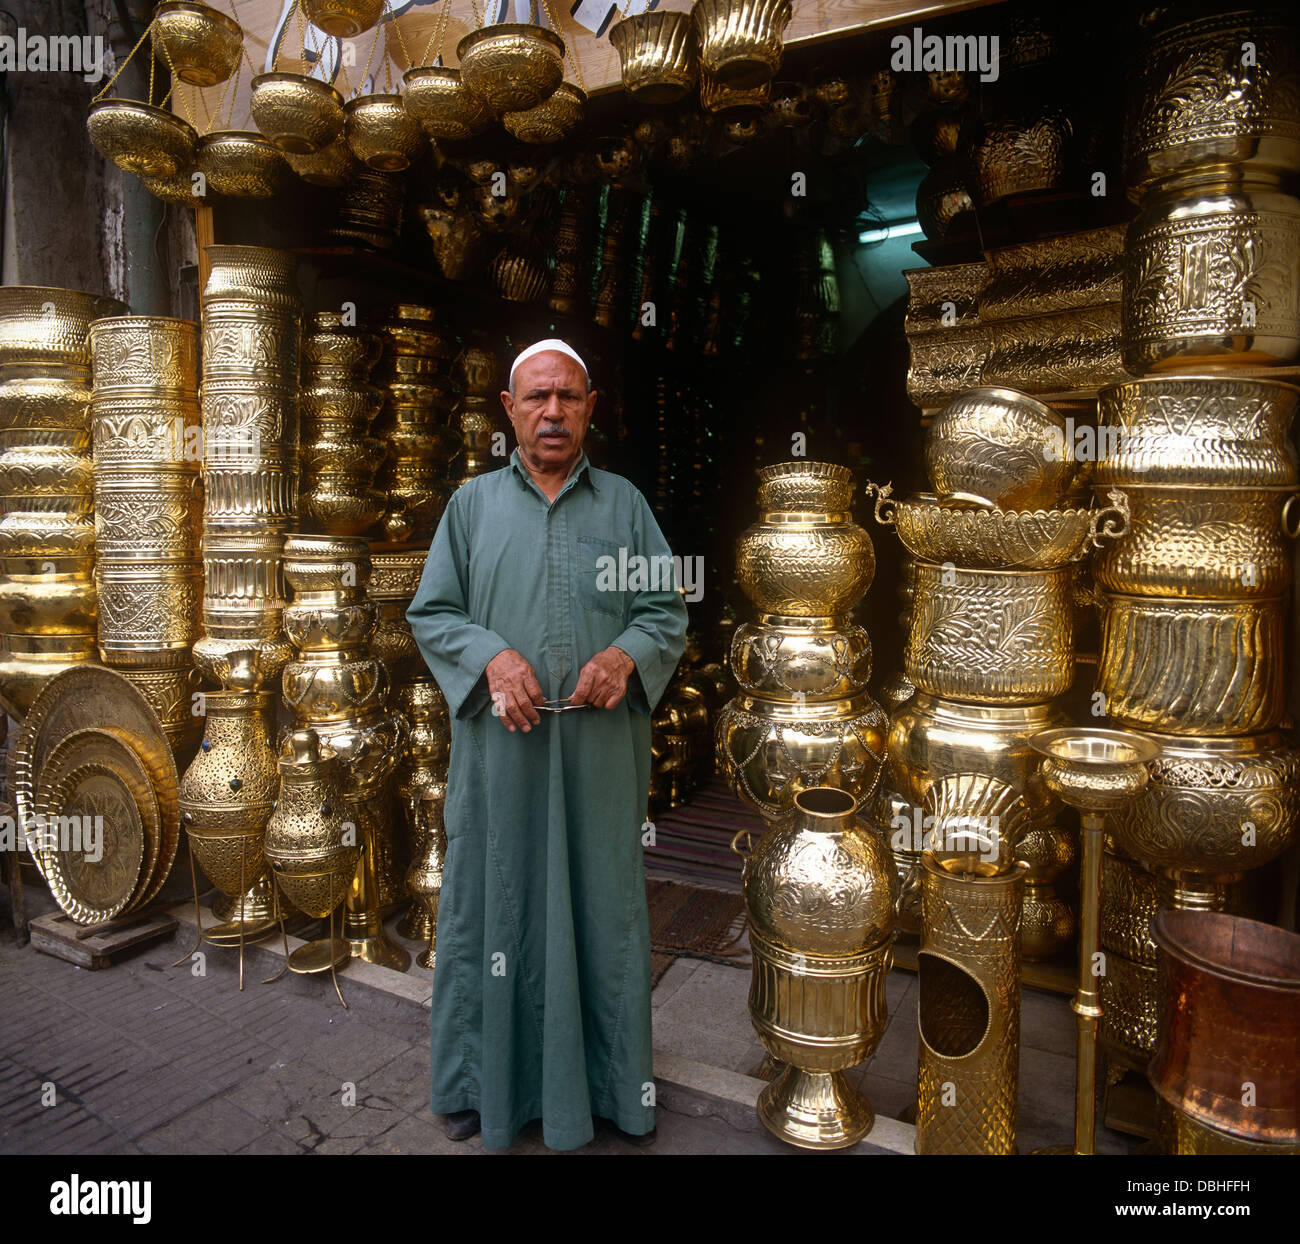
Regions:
[[643, 775, 762, 893]]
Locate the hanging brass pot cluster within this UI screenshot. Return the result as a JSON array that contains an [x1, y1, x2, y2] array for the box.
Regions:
[[716, 461, 888, 824], [88, 316, 204, 764], [0, 286, 125, 720], [298, 313, 386, 537]]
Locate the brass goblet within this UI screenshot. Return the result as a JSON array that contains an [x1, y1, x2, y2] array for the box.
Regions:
[[1029, 728, 1161, 1155]]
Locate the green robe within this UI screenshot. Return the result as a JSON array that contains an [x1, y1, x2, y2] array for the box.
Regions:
[[406, 450, 688, 1150]]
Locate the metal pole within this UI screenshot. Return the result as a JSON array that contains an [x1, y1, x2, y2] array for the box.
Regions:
[[1072, 813, 1106, 1155]]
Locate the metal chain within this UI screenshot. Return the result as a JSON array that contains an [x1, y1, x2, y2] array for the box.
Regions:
[[418, 0, 453, 67], [93, 10, 153, 102], [541, 0, 581, 90]]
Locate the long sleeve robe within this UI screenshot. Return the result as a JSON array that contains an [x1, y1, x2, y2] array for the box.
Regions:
[[406, 450, 688, 1151]]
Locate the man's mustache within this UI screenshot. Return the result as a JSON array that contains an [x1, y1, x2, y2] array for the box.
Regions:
[[538, 424, 572, 438]]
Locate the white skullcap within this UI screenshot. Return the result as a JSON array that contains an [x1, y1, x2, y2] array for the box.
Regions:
[[509, 338, 588, 387]]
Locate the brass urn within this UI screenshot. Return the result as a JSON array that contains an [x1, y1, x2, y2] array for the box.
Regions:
[[738, 786, 896, 1149]]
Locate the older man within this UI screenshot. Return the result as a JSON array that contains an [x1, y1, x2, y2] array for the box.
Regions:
[[406, 339, 688, 1151]]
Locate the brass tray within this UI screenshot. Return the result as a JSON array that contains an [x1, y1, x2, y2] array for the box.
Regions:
[[32, 728, 158, 923], [9, 666, 180, 912]]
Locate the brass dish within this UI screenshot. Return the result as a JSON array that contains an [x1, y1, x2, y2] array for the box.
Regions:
[[868, 482, 1128, 570], [1097, 593, 1286, 735], [922, 771, 1029, 876], [1091, 483, 1299, 598], [286, 136, 359, 187], [86, 99, 197, 178], [456, 23, 565, 114], [0, 287, 127, 368], [906, 562, 1074, 704], [691, 0, 791, 90], [150, 1, 243, 87], [250, 73, 346, 154], [196, 130, 288, 198], [924, 387, 1076, 510], [402, 67, 492, 141], [30, 728, 156, 923], [609, 12, 697, 105], [303, 0, 384, 38], [502, 82, 586, 144], [1124, 171, 1300, 372], [344, 94, 424, 172]]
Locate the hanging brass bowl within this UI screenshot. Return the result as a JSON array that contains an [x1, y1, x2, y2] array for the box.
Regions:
[[456, 23, 565, 114], [250, 72, 346, 154], [344, 94, 424, 172], [403, 67, 492, 141], [699, 63, 769, 113], [137, 167, 202, 207], [303, 0, 384, 38], [196, 130, 288, 198], [502, 82, 586, 144], [609, 12, 697, 105], [286, 136, 359, 187], [150, 1, 244, 88], [86, 99, 198, 178], [691, 0, 791, 90]]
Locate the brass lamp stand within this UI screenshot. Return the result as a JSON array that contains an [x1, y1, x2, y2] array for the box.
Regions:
[[1029, 728, 1160, 1154]]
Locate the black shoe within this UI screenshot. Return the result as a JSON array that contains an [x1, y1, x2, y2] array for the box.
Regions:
[[441, 1109, 481, 1141], [610, 1122, 657, 1147]]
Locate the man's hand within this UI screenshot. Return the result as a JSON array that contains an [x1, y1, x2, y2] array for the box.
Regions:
[[485, 649, 544, 732], [570, 646, 636, 710]]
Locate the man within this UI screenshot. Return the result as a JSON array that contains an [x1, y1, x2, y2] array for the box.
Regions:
[[406, 339, 689, 1151]]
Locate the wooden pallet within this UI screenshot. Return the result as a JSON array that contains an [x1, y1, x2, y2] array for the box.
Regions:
[[28, 909, 178, 969]]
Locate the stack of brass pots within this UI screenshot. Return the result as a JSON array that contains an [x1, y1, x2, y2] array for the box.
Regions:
[[1098, 842, 1162, 1075], [715, 461, 888, 824], [281, 534, 409, 970], [372, 305, 461, 543], [0, 287, 125, 719], [299, 313, 386, 537], [193, 245, 301, 693], [393, 677, 450, 945], [368, 549, 426, 684], [737, 786, 896, 1149], [451, 335, 502, 490], [89, 317, 204, 763]]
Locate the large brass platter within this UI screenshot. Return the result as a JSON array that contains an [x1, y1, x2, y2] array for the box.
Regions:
[[31, 728, 158, 923], [9, 666, 180, 911]]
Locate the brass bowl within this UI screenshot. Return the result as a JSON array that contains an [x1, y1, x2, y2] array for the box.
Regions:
[[502, 82, 586, 144], [925, 387, 1076, 510], [1097, 592, 1287, 735], [698, 63, 770, 113], [86, 100, 197, 178], [922, 771, 1029, 876], [196, 130, 288, 198], [906, 562, 1075, 704], [0, 287, 127, 368], [137, 167, 201, 207], [150, 1, 243, 87], [344, 94, 424, 172], [303, 0, 384, 38], [250, 72, 345, 154], [868, 482, 1128, 570], [202, 244, 300, 305], [610, 12, 697, 105], [456, 23, 565, 114], [1123, 171, 1300, 372], [968, 107, 1072, 207], [755, 460, 854, 513], [403, 67, 492, 141], [1096, 375, 1300, 487], [692, 0, 791, 90], [285, 136, 359, 187], [1125, 9, 1300, 194]]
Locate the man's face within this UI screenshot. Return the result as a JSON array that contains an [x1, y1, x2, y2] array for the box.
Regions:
[[501, 351, 597, 473]]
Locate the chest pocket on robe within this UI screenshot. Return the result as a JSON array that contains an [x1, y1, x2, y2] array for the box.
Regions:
[[576, 534, 626, 619]]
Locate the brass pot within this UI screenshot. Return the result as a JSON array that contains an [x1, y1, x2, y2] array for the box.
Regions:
[[1123, 171, 1300, 372], [968, 107, 1072, 208], [178, 690, 279, 897], [490, 249, 549, 303], [286, 136, 359, 187], [89, 315, 199, 397], [250, 73, 346, 155], [403, 67, 492, 141], [264, 729, 361, 917], [1108, 730, 1300, 883], [303, 0, 384, 38], [95, 562, 202, 662], [698, 64, 769, 113], [1151, 910, 1300, 1145], [1124, 9, 1300, 193], [869, 483, 1127, 571], [344, 94, 424, 172], [924, 387, 1077, 510], [609, 12, 697, 105], [299, 477, 387, 537], [1095, 375, 1300, 487], [915, 156, 974, 241], [906, 562, 1074, 704], [328, 169, 405, 248], [1091, 483, 1298, 598], [86, 100, 197, 178], [151, 2, 244, 87], [0, 287, 126, 368], [502, 82, 586, 144], [202, 245, 300, 307], [691, 0, 791, 90], [729, 617, 871, 703], [196, 131, 288, 198], [1097, 593, 1286, 735], [457, 23, 565, 114]]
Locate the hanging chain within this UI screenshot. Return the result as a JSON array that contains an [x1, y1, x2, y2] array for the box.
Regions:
[[541, 0, 580, 89], [148, 12, 200, 129], [93, 10, 153, 100], [418, 0, 453, 67], [387, 0, 416, 72]]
